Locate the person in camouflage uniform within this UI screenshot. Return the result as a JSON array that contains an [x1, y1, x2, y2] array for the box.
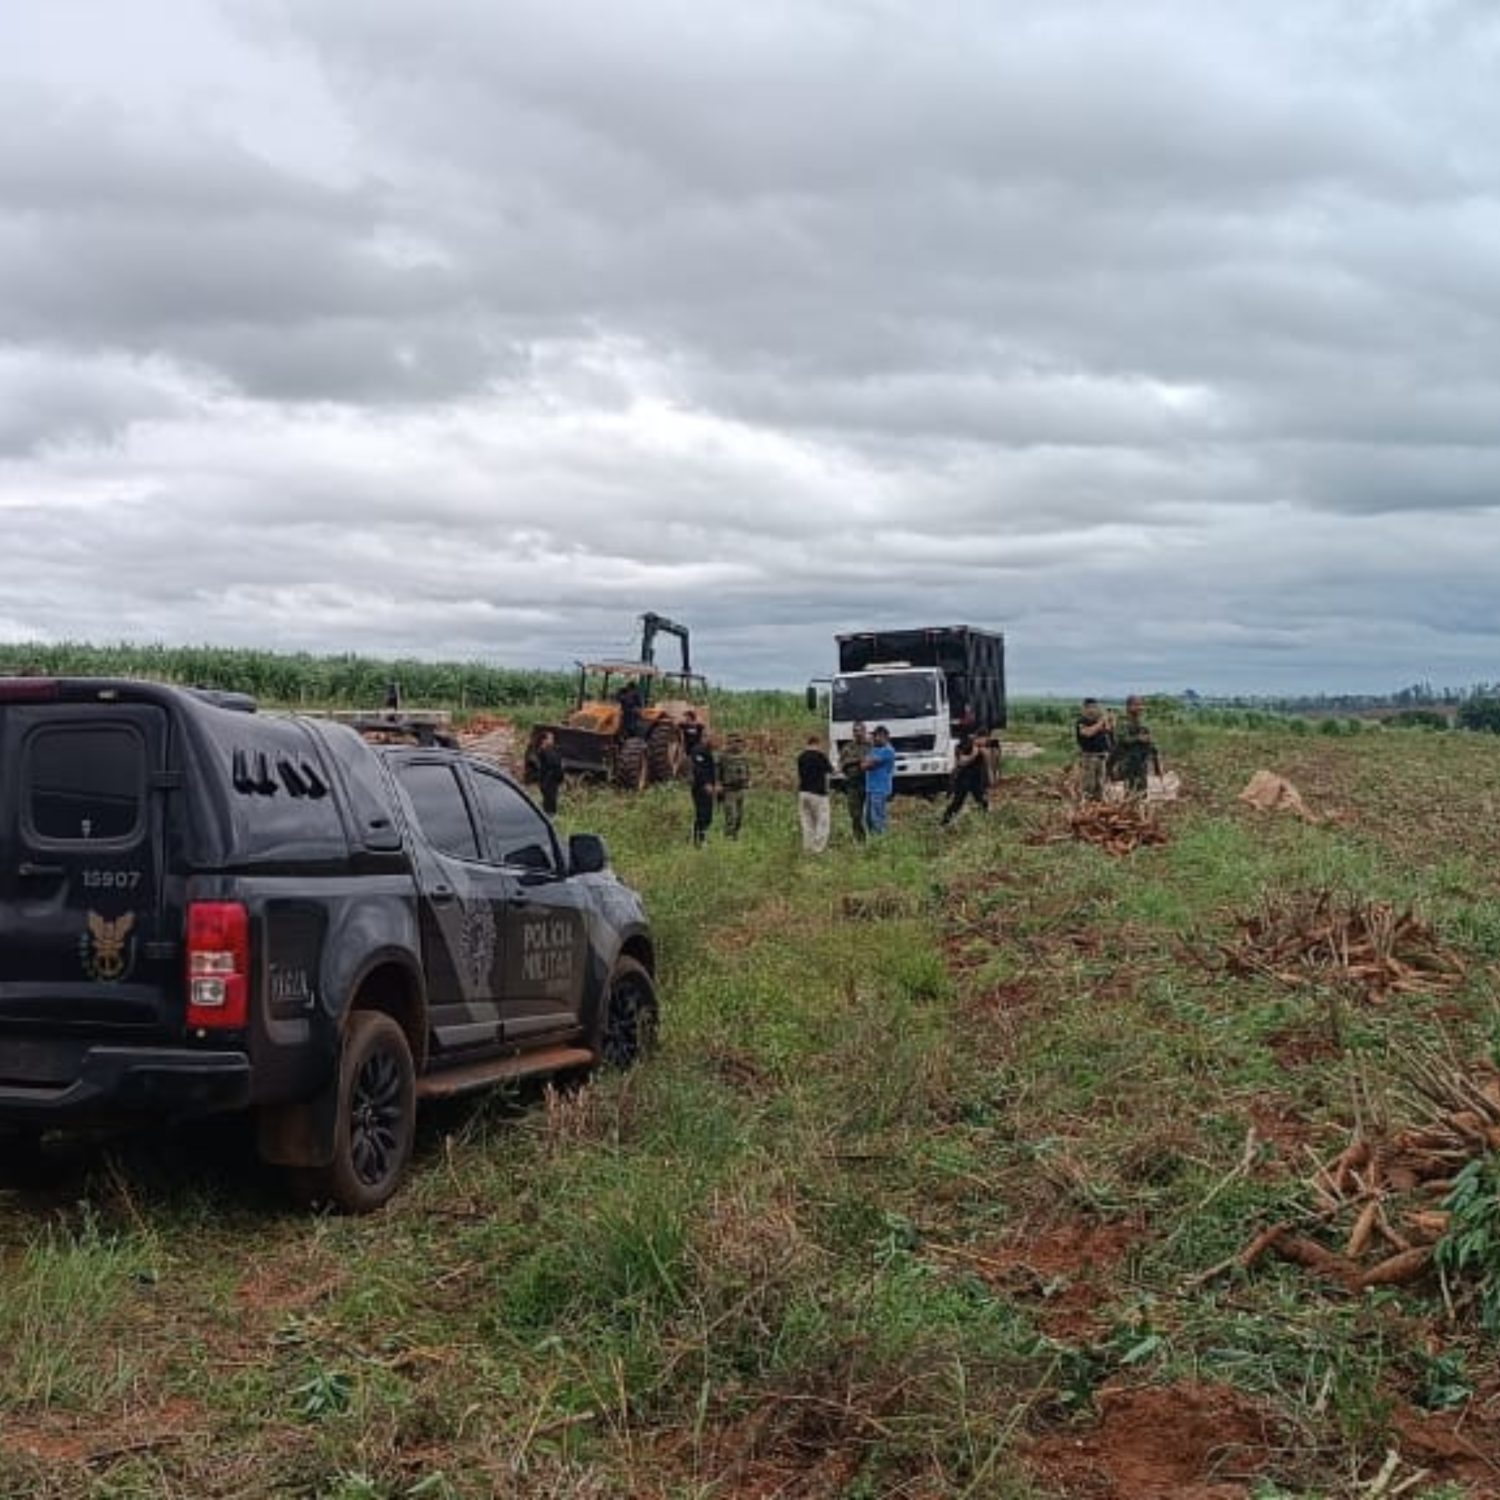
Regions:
[[1074, 697, 1114, 803], [837, 722, 869, 844], [718, 733, 751, 839], [1112, 695, 1161, 798]]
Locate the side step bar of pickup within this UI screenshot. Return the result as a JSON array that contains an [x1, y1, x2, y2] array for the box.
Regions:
[[416, 1046, 596, 1101]]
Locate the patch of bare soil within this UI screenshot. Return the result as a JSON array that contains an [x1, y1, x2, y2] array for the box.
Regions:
[[656, 1392, 890, 1500], [1, 1396, 205, 1468], [932, 1220, 1141, 1341], [1247, 1100, 1317, 1168], [1266, 1021, 1340, 1070], [962, 978, 1038, 1021], [704, 1043, 774, 1094], [710, 895, 814, 955], [1394, 1397, 1500, 1490], [235, 1244, 346, 1316], [1030, 1381, 1280, 1498]]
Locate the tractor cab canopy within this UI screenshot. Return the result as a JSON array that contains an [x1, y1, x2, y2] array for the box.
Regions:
[[573, 662, 707, 709]]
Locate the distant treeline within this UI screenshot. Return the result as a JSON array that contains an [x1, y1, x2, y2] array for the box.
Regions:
[[1183, 681, 1500, 712], [0, 642, 572, 709]]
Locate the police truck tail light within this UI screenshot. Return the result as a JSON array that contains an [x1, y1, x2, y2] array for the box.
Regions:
[[0, 677, 59, 702], [186, 902, 249, 1029]]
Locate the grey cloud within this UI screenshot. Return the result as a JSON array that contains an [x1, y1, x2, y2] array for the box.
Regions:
[[3, 0, 1500, 690], [0, 348, 190, 455]]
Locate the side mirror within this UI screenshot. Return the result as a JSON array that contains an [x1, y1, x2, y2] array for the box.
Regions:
[[805, 684, 818, 713], [568, 833, 609, 875]]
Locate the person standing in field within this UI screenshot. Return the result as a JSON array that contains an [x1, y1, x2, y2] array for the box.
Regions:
[[862, 726, 897, 836], [940, 731, 989, 825], [718, 732, 751, 840], [1074, 698, 1115, 802], [535, 730, 565, 817], [680, 709, 705, 755], [838, 722, 869, 843], [1113, 696, 1161, 799], [617, 679, 644, 741], [795, 734, 835, 853], [688, 733, 718, 845]]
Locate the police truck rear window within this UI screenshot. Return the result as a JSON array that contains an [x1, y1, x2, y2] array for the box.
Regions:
[[25, 726, 145, 843]]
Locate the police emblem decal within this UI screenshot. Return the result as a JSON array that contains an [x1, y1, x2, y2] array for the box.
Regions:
[[458, 902, 497, 993], [81, 911, 137, 982]]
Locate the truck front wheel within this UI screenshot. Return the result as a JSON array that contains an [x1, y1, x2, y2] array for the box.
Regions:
[[595, 957, 659, 1069], [289, 1011, 415, 1214]]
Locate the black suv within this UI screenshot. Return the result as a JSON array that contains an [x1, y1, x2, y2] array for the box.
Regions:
[[0, 677, 657, 1211]]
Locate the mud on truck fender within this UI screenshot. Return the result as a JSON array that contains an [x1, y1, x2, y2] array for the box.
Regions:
[[256, 951, 428, 1175]]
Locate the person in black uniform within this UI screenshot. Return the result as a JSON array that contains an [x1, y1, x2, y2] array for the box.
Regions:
[[940, 732, 990, 825], [688, 734, 718, 845], [680, 709, 705, 754], [617, 680, 644, 741], [535, 730, 565, 816]]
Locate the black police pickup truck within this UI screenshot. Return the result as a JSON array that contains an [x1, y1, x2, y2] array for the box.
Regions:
[[0, 677, 657, 1211]]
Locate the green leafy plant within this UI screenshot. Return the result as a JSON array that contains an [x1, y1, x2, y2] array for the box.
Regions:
[[294, 1366, 354, 1420], [1412, 1347, 1473, 1412], [1437, 1157, 1500, 1331]]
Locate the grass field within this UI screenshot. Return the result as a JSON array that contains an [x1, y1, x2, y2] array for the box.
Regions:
[[3, 707, 1500, 1498]]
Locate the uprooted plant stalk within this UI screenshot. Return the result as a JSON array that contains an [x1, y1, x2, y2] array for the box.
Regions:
[[1219, 1049, 1500, 1308], [1217, 890, 1466, 1003], [1027, 801, 1171, 856]]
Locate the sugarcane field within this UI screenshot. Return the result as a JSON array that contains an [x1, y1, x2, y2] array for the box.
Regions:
[[2, 641, 1500, 1500]]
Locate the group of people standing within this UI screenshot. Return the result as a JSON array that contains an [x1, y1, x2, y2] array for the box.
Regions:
[[1074, 695, 1162, 799], [678, 722, 903, 852], [534, 692, 1164, 847]]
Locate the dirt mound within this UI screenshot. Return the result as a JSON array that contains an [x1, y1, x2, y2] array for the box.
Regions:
[[932, 1220, 1140, 1340], [1220, 890, 1466, 1003], [1394, 1401, 1500, 1489], [1030, 1381, 1278, 1498]]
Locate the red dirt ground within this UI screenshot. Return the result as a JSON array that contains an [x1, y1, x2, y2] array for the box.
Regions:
[[1266, 1021, 1340, 1069], [955, 1219, 1141, 1341], [1394, 1397, 1500, 1490], [1029, 1381, 1280, 1498]]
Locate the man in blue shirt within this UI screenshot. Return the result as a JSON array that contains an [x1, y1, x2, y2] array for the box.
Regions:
[[862, 725, 897, 835]]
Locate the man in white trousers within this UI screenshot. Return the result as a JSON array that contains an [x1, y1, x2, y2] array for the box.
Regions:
[[796, 734, 836, 854]]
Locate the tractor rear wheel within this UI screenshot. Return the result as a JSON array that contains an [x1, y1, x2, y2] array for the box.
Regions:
[[614, 737, 649, 791], [646, 721, 683, 783]]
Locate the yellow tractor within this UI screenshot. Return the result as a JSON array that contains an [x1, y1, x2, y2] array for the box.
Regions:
[[526, 615, 710, 791]]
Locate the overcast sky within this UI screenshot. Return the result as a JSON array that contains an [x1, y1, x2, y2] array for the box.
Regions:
[[3, 0, 1499, 692]]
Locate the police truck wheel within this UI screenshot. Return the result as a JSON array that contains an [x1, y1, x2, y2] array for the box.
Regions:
[[290, 1011, 415, 1214], [646, 722, 682, 783], [595, 957, 659, 1069], [614, 737, 649, 792]]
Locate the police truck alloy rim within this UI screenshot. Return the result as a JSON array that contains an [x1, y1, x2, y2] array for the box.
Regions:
[[350, 1045, 406, 1187], [603, 968, 653, 1066]]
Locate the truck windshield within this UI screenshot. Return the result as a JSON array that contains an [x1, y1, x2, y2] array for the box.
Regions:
[[832, 673, 936, 721]]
